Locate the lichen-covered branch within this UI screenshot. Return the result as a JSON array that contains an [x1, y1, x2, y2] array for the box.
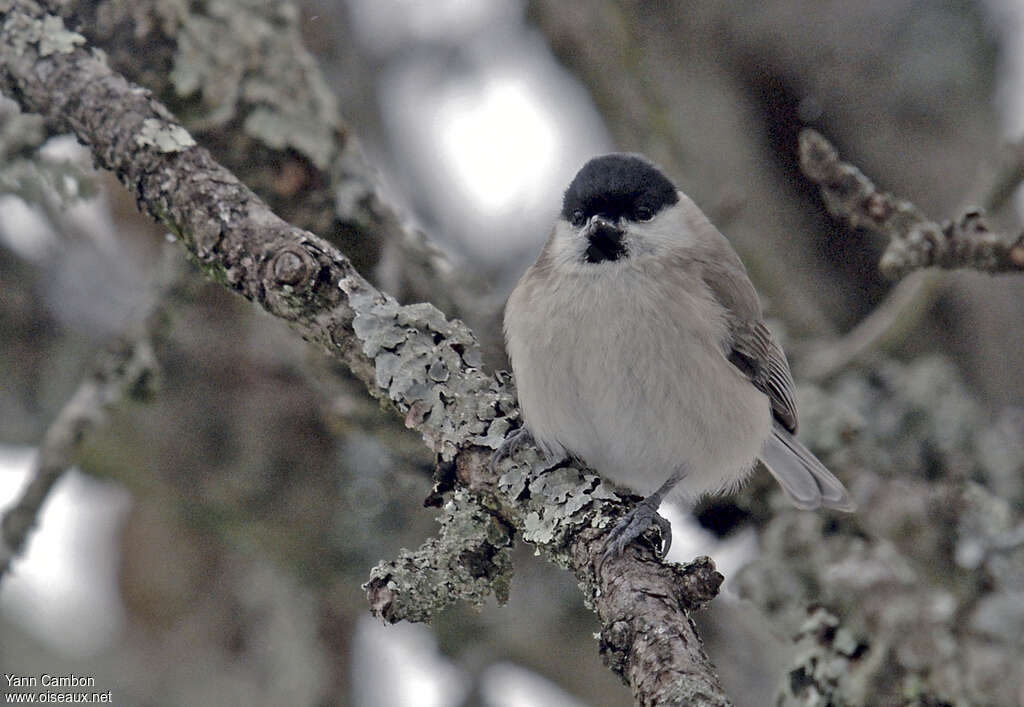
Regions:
[[0, 2, 732, 703], [365, 488, 515, 623], [799, 129, 1024, 279], [455, 447, 732, 706], [56, 0, 473, 317]]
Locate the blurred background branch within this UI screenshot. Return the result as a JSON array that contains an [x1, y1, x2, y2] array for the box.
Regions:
[[0, 283, 159, 579], [797, 126, 1024, 381], [799, 129, 1024, 278]]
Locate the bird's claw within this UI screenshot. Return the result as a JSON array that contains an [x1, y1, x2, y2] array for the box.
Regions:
[[598, 498, 673, 572]]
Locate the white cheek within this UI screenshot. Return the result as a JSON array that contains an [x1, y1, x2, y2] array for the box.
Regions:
[[626, 207, 696, 257], [548, 221, 587, 269]]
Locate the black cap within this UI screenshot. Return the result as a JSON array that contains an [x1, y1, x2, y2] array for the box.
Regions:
[[561, 154, 679, 225]]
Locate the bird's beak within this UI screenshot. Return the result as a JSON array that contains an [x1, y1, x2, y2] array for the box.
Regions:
[[583, 216, 627, 263], [582, 215, 619, 239]]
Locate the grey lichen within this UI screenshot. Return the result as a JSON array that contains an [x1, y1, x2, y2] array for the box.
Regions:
[[135, 118, 196, 153], [519, 466, 618, 548], [340, 268, 637, 593], [777, 608, 870, 707], [1, 11, 83, 57], [364, 489, 514, 624], [37, 15, 84, 56], [243, 108, 336, 171], [340, 276, 505, 462], [797, 355, 990, 485], [168, 0, 339, 169]]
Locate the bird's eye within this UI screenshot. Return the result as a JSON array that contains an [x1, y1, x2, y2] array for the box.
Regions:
[[571, 210, 585, 227], [636, 206, 654, 222]]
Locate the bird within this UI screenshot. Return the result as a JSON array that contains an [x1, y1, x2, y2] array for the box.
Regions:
[[494, 153, 854, 563]]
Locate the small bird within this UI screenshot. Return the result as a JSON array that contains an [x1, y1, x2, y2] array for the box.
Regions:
[[496, 153, 854, 562]]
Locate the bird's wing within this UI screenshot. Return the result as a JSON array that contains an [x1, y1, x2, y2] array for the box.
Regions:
[[679, 199, 799, 432], [673, 195, 854, 510], [723, 315, 799, 433]]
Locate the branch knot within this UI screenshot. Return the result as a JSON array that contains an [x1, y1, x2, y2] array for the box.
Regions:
[[270, 246, 313, 286]]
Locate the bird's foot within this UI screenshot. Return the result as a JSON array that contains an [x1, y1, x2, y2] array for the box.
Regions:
[[598, 467, 684, 571], [489, 426, 534, 473], [599, 497, 673, 569]]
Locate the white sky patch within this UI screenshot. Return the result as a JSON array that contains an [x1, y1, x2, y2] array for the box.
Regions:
[[351, 617, 469, 707], [438, 75, 558, 215], [0, 445, 132, 657], [382, 51, 609, 266]]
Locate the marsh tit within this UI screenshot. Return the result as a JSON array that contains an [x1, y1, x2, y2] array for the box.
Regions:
[[496, 153, 854, 561]]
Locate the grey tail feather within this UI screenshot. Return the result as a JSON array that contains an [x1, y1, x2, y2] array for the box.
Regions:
[[760, 420, 856, 512]]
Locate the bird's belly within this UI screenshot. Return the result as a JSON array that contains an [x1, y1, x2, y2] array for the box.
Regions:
[[515, 276, 771, 500]]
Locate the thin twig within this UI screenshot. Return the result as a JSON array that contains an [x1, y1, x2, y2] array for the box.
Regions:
[[799, 271, 943, 382], [799, 129, 1024, 279], [797, 129, 1024, 380], [981, 136, 1024, 214]]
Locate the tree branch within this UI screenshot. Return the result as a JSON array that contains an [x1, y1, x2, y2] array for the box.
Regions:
[[58, 0, 486, 323], [799, 129, 1024, 279], [798, 270, 944, 382], [0, 2, 732, 703], [797, 128, 1024, 381]]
